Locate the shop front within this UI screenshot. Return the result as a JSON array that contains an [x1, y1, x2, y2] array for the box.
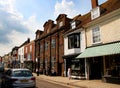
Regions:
[[63, 54, 86, 79], [103, 55, 120, 84], [76, 42, 120, 84]]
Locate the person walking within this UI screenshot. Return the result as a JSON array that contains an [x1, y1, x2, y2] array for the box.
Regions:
[[36, 69, 39, 76], [67, 67, 71, 80]]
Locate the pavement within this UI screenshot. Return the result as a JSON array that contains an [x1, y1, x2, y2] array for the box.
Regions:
[[33, 73, 120, 88]]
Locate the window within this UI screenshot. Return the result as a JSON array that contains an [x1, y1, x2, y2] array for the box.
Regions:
[[92, 26, 101, 43], [30, 45, 32, 52], [51, 57, 56, 68], [37, 34, 39, 39], [68, 33, 80, 49], [59, 21, 63, 27], [26, 47, 28, 53], [71, 21, 76, 29], [51, 39, 56, 48], [22, 48, 24, 53], [45, 58, 48, 69], [46, 29, 49, 33], [45, 42, 48, 50], [91, 7, 100, 20], [40, 45, 43, 52], [40, 59, 43, 68]]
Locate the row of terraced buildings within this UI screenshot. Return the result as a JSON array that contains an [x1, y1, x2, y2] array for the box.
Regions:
[[1, 0, 120, 84]]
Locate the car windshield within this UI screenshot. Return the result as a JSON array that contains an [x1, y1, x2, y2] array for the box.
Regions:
[[13, 70, 33, 77]]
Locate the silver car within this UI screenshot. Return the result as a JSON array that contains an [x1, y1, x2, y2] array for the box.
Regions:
[[4, 68, 36, 88]]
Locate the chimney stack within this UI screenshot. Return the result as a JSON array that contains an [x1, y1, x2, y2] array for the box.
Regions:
[[91, 0, 98, 9]]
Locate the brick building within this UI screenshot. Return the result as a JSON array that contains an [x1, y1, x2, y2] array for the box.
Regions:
[[24, 40, 35, 71], [35, 14, 71, 76]]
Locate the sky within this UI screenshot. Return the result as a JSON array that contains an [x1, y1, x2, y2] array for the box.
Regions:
[[0, 0, 107, 56]]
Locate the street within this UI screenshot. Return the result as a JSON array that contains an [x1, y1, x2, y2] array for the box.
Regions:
[[36, 77, 71, 88], [0, 72, 75, 88]]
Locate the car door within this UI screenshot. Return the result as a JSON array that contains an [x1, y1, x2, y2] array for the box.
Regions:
[[5, 69, 12, 86]]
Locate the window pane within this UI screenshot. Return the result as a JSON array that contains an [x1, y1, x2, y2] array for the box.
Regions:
[[68, 33, 80, 49], [74, 34, 80, 48], [92, 27, 101, 43], [59, 21, 63, 27], [51, 39, 56, 48], [68, 35, 74, 49]]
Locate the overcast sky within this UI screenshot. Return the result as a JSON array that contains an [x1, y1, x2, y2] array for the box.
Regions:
[[0, 0, 107, 56]]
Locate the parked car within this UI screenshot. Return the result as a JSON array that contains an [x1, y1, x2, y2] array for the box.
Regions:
[[3, 68, 36, 88]]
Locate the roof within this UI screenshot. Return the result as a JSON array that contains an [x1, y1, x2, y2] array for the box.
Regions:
[[64, 0, 120, 35]]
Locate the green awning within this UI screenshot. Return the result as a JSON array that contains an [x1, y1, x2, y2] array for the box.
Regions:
[[76, 42, 120, 58]]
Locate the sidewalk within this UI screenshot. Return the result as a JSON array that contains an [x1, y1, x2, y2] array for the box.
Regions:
[[33, 73, 120, 88]]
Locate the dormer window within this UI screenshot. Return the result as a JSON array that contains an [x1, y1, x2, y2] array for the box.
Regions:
[[59, 21, 63, 27], [71, 21, 76, 29], [46, 29, 49, 33], [37, 34, 39, 39], [91, 7, 100, 20]]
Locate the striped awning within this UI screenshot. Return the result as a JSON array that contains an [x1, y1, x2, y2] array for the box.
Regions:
[[76, 42, 120, 58]]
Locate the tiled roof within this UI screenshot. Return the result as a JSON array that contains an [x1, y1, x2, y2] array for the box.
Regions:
[[64, 0, 120, 34]]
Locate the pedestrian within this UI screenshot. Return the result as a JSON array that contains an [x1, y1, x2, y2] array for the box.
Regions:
[[67, 67, 71, 80], [36, 69, 39, 76]]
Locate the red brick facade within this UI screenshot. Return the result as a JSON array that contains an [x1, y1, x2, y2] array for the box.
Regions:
[[35, 14, 71, 76], [24, 40, 35, 71]]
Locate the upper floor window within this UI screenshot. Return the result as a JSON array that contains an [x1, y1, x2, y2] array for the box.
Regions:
[[59, 21, 63, 27], [37, 34, 39, 39], [30, 45, 32, 52], [22, 48, 24, 53], [91, 7, 100, 20], [71, 21, 76, 29], [68, 33, 80, 49], [92, 26, 101, 43], [40, 45, 43, 52], [26, 47, 28, 53], [46, 28, 49, 33], [45, 42, 48, 50], [51, 39, 56, 48]]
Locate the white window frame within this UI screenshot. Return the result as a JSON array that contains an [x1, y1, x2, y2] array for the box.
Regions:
[[91, 7, 100, 20], [51, 39, 56, 48], [92, 26, 101, 44], [71, 21, 76, 29], [37, 34, 39, 39], [59, 21, 63, 27], [26, 47, 28, 53], [30, 45, 32, 52]]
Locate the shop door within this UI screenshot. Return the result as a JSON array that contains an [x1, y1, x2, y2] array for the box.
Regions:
[[90, 57, 102, 79]]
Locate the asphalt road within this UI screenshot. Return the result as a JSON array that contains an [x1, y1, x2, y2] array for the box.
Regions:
[[36, 77, 71, 88]]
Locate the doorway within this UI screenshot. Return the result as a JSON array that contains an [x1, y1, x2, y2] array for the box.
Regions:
[[90, 57, 103, 79]]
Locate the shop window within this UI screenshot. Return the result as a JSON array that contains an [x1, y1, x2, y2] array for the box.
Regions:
[[71, 59, 85, 76], [105, 55, 120, 77]]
